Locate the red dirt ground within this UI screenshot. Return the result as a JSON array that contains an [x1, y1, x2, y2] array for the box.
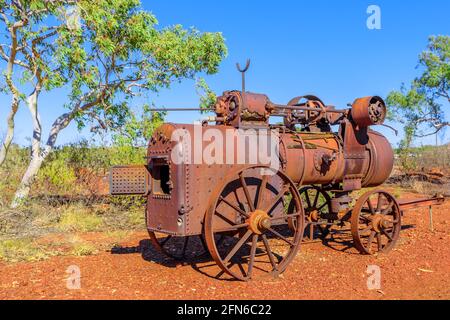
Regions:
[[0, 192, 449, 300]]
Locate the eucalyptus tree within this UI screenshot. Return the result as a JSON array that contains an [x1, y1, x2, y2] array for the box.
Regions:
[[0, 1, 43, 165], [6, 0, 226, 207], [387, 35, 450, 148], [0, 1, 24, 166], [0, 0, 76, 168]]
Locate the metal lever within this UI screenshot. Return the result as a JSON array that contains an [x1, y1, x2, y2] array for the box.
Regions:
[[381, 124, 399, 136], [237, 59, 251, 110]]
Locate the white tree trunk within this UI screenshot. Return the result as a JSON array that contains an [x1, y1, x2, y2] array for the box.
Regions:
[[11, 111, 73, 208], [26, 90, 42, 157], [10, 152, 47, 208], [0, 96, 19, 166], [0, 25, 20, 166]]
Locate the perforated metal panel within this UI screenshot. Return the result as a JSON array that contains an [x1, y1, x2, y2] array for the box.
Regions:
[[110, 166, 150, 195]]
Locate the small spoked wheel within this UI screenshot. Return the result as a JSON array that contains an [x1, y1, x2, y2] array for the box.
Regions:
[[351, 190, 402, 255], [299, 186, 333, 241], [204, 166, 305, 281], [148, 232, 209, 261]]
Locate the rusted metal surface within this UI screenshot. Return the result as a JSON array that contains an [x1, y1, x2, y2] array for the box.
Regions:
[[351, 96, 387, 127], [214, 91, 274, 128], [109, 166, 150, 196], [399, 196, 446, 211], [204, 165, 304, 281], [110, 63, 446, 281], [351, 190, 402, 255]]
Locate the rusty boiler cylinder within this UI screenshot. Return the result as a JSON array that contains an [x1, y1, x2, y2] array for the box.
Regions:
[[280, 130, 393, 188], [280, 95, 393, 189]]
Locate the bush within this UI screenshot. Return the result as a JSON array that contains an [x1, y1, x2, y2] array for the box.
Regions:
[[71, 243, 98, 256], [0, 239, 50, 263], [38, 157, 78, 192], [396, 145, 450, 173]]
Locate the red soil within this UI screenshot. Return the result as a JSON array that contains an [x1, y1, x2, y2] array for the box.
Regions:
[[0, 192, 449, 300]]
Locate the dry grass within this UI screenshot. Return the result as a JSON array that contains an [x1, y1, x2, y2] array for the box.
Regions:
[[0, 239, 59, 263], [397, 145, 450, 174], [0, 144, 149, 264], [0, 199, 146, 263], [57, 207, 103, 233], [70, 239, 98, 257], [409, 180, 449, 196]]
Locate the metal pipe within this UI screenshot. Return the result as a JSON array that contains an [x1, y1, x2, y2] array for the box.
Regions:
[[148, 108, 214, 112], [273, 104, 349, 114], [399, 196, 445, 211]]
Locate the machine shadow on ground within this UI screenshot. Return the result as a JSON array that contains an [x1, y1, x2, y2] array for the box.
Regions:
[[108, 221, 415, 282]]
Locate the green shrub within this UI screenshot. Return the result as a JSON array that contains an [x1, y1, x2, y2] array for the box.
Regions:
[[127, 208, 145, 227], [38, 157, 77, 190], [0, 239, 50, 263], [71, 243, 98, 256]]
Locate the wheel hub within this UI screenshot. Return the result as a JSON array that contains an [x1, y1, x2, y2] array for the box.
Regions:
[[247, 210, 272, 235], [371, 214, 390, 233], [307, 209, 320, 223]]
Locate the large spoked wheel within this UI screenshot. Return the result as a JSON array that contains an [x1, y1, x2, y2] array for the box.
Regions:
[[351, 190, 402, 255], [204, 166, 305, 281], [148, 232, 209, 261], [299, 186, 333, 241]]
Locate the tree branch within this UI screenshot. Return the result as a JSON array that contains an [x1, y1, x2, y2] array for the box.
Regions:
[[414, 123, 449, 138]]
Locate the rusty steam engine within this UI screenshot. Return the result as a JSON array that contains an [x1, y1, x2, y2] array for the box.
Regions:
[[111, 63, 444, 281]]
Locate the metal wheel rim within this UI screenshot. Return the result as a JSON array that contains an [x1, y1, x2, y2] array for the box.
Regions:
[[148, 232, 209, 261], [204, 166, 305, 281], [300, 186, 333, 240], [351, 190, 402, 255]]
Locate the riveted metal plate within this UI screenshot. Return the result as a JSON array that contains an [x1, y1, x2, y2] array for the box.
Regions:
[[110, 166, 150, 195]]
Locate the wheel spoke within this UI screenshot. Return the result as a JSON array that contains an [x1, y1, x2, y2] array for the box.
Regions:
[[264, 185, 289, 215], [220, 196, 249, 218], [223, 229, 253, 265], [317, 202, 328, 212], [256, 175, 269, 210], [266, 227, 295, 246], [240, 173, 255, 212], [247, 234, 259, 278], [366, 231, 376, 251], [377, 233, 383, 251], [381, 227, 393, 241], [376, 194, 384, 212], [313, 190, 320, 207], [367, 198, 375, 214], [382, 201, 395, 215], [303, 191, 312, 208], [234, 222, 250, 229], [271, 213, 301, 221], [360, 215, 372, 223], [360, 226, 373, 235], [261, 235, 278, 271], [215, 211, 239, 227]]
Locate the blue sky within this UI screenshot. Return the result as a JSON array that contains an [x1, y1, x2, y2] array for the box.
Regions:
[[1, 0, 450, 147]]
